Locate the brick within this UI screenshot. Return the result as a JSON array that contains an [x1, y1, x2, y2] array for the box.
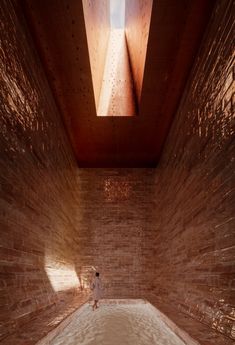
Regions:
[[0, 0, 234, 345]]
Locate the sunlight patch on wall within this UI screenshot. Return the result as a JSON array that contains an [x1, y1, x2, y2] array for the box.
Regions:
[[45, 255, 80, 292]]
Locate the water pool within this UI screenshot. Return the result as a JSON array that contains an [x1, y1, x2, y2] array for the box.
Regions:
[[47, 300, 191, 345]]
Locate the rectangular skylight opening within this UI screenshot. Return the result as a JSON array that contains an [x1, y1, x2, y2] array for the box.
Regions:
[[110, 0, 125, 29], [83, 0, 153, 116]]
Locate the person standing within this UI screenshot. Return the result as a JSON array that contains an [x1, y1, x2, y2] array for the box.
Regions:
[[91, 272, 102, 311]]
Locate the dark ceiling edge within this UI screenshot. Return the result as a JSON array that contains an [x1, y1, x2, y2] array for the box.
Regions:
[[77, 163, 159, 169], [156, 0, 217, 164]]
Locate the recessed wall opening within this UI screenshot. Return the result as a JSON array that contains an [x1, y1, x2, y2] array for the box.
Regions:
[[82, 0, 153, 116]]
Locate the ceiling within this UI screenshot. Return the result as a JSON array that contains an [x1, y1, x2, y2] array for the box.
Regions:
[[22, 0, 215, 167]]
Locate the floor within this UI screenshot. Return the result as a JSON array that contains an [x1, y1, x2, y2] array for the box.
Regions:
[[50, 300, 187, 345]]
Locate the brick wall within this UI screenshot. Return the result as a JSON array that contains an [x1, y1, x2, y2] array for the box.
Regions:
[[0, 0, 234, 343], [0, 0, 87, 340], [75, 169, 156, 299], [147, 0, 235, 340], [75, 0, 235, 341]]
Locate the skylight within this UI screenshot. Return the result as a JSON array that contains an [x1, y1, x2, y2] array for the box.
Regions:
[[110, 0, 125, 28], [82, 0, 153, 116]]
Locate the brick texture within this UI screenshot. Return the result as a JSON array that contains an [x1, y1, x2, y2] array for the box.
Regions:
[[0, 0, 88, 341], [0, 0, 234, 344], [74, 168, 156, 299], [147, 0, 235, 342]]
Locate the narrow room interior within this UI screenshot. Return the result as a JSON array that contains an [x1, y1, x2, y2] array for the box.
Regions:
[[0, 0, 234, 344]]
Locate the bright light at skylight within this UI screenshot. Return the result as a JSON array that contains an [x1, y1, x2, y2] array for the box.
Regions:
[[110, 0, 125, 28]]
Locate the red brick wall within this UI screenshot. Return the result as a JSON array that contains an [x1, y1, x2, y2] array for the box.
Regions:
[[75, 0, 235, 342], [0, 0, 87, 340], [75, 169, 156, 299], [0, 0, 234, 343], [147, 0, 235, 341]]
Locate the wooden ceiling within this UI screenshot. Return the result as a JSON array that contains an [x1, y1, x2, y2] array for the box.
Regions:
[[22, 0, 215, 167]]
